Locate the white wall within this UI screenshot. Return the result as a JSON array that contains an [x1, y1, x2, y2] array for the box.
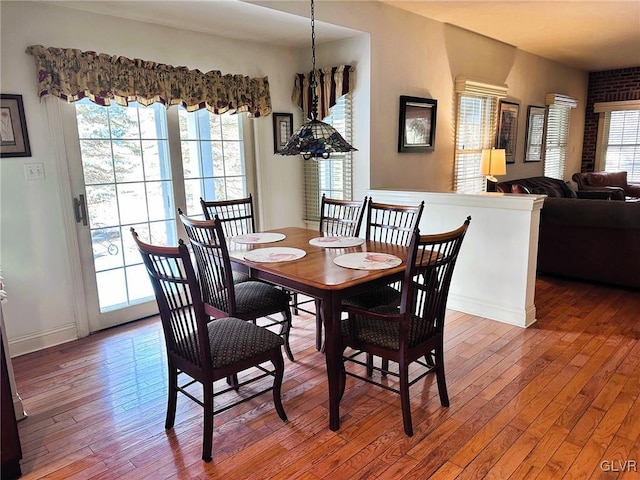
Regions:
[[1, 0, 590, 355], [0, 1, 311, 354], [261, 1, 588, 188]]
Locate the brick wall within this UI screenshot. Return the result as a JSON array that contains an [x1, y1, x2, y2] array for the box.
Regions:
[[581, 67, 640, 172]]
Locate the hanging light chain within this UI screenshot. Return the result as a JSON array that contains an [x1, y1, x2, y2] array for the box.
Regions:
[[310, 0, 318, 120]]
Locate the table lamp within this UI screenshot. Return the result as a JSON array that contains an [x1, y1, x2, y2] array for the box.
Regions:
[[481, 148, 506, 192]]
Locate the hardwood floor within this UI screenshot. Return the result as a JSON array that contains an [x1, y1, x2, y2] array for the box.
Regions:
[[11, 276, 640, 479]]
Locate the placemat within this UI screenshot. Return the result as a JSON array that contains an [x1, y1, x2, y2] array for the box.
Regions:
[[309, 236, 365, 248], [243, 247, 306, 263], [333, 252, 402, 270], [231, 232, 286, 244]]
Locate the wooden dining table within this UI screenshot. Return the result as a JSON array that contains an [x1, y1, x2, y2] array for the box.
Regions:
[[226, 227, 409, 431]]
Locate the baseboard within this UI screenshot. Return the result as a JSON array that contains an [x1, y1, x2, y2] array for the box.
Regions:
[[448, 292, 537, 328], [8, 323, 78, 357]]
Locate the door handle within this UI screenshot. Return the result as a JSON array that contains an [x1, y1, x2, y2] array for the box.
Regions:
[[73, 194, 88, 226]]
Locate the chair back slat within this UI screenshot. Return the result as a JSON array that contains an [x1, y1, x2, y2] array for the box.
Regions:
[[365, 199, 424, 246], [131, 230, 210, 370], [179, 213, 236, 317], [400, 217, 471, 347], [319, 194, 367, 237], [200, 195, 256, 237]]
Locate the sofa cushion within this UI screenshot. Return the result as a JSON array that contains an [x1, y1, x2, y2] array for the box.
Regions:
[[586, 171, 628, 188]]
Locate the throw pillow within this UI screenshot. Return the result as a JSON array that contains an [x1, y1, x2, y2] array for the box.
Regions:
[[511, 184, 531, 194]]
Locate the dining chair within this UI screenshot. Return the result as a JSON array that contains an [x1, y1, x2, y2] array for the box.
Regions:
[[200, 195, 256, 284], [310, 194, 368, 350], [179, 212, 295, 361], [131, 229, 287, 462], [319, 194, 368, 237], [343, 198, 424, 310], [340, 217, 471, 436]]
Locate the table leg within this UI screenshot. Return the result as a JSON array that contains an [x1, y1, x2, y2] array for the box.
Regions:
[[322, 292, 343, 431]]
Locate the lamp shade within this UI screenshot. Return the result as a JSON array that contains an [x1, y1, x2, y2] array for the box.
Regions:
[[480, 149, 506, 176], [279, 119, 356, 160]]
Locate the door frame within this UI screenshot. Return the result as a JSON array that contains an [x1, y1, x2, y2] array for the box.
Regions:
[[45, 98, 90, 337]]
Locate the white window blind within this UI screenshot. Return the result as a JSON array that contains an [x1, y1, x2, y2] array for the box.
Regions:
[[600, 109, 640, 183], [454, 94, 499, 193], [543, 93, 577, 180], [304, 94, 353, 221]]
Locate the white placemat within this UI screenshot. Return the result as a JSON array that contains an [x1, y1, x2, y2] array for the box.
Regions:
[[243, 247, 306, 263], [333, 252, 402, 270], [231, 232, 286, 244], [309, 236, 365, 248]]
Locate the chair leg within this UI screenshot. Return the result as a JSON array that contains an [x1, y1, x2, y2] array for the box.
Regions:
[[165, 365, 178, 429], [271, 351, 288, 421], [366, 353, 374, 377], [202, 382, 214, 462], [339, 355, 347, 401], [280, 309, 295, 361], [292, 291, 299, 315], [399, 359, 413, 437], [315, 299, 323, 351], [226, 374, 239, 390], [435, 347, 450, 407], [381, 359, 389, 377]]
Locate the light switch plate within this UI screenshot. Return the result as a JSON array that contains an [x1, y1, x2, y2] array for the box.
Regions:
[[24, 163, 45, 180]]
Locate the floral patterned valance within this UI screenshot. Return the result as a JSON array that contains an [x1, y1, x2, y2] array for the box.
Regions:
[[292, 65, 353, 121], [25, 45, 271, 117]]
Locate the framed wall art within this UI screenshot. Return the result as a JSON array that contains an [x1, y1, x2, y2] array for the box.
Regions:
[[272, 112, 293, 154], [496, 100, 519, 164], [398, 95, 437, 153], [524, 105, 546, 162], [1, 94, 31, 158]]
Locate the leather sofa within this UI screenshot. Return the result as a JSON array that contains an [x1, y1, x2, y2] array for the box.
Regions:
[[538, 197, 640, 289], [572, 171, 640, 201], [496, 176, 577, 197]]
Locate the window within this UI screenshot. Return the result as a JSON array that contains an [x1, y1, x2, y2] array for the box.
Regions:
[[454, 94, 498, 193], [303, 94, 353, 221], [596, 103, 640, 183], [543, 93, 577, 180], [453, 77, 507, 193]]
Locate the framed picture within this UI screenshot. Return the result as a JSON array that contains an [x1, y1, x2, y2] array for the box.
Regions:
[[524, 105, 546, 162], [1, 94, 31, 158], [272, 112, 293, 154], [496, 100, 519, 164], [398, 95, 437, 153]]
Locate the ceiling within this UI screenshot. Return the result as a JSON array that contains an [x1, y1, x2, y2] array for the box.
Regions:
[[383, 0, 640, 72], [47, 0, 640, 72]]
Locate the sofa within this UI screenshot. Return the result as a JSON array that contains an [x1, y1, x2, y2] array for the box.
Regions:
[[496, 176, 640, 289], [496, 176, 578, 197], [538, 198, 640, 289], [572, 171, 640, 201]]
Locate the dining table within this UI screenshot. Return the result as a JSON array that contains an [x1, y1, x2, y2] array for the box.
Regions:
[[226, 226, 409, 431]]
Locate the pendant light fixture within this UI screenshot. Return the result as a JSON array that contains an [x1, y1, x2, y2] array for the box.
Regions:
[[278, 0, 356, 160]]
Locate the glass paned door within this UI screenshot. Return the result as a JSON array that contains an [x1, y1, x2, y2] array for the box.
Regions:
[[69, 99, 177, 331], [179, 108, 246, 216]]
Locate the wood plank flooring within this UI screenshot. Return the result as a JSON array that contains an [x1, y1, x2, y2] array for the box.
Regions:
[[10, 276, 640, 479]]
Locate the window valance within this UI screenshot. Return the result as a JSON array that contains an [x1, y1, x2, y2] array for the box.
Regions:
[[25, 45, 272, 117], [292, 64, 353, 121]]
